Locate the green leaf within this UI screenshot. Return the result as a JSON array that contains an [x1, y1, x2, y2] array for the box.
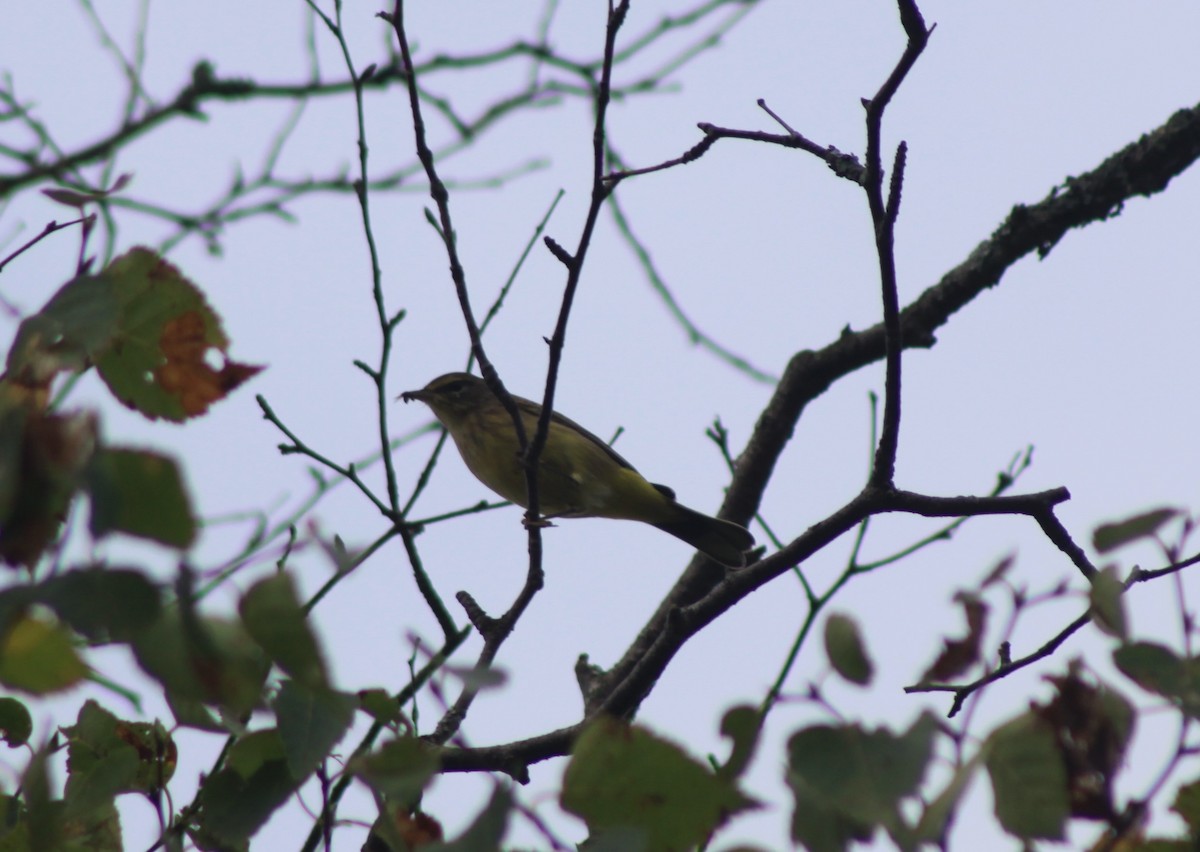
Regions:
[[226, 729, 286, 778], [62, 700, 139, 820], [1114, 642, 1200, 717], [577, 827, 649, 852], [824, 613, 874, 686], [61, 799, 123, 851], [94, 247, 262, 421], [1093, 507, 1181, 553], [85, 447, 196, 549], [59, 700, 175, 806], [1128, 839, 1195, 851], [716, 705, 761, 782], [1115, 641, 1186, 696], [238, 572, 327, 689], [196, 730, 297, 847], [984, 713, 1068, 840], [130, 610, 203, 702], [0, 615, 88, 694], [0, 584, 33, 640], [272, 680, 356, 781], [63, 700, 133, 773], [131, 611, 268, 719], [1089, 565, 1128, 639], [443, 664, 507, 692], [0, 794, 29, 845], [912, 753, 984, 846], [424, 785, 513, 852], [23, 746, 60, 852], [0, 696, 32, 746], [5, 275, 118, 384], [788, 788, 869, 852], [561, 719, 758, 852], [1171, 778, 1200, 835], [165, 691, 224, 733], [63, 740, 138, 820], [61, 701, 176, 804], [39, 567, 162, 642], [786, 712, 937, 833], [118, 719, 176, 796], [350, 736, 439, 807], [357, 688, 402, 725]]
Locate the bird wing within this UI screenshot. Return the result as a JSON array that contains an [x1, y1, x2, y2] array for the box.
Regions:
[[513, 394, 639, 472]]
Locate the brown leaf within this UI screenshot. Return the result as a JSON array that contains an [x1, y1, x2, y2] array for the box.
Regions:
[[41, 173, 134, 208], [918, 593, 988, 683], [152, 311, 263, 417], [0, 407, 97, 567], [1034, 669, 1134, 823], [981, 554, 1016, 588]]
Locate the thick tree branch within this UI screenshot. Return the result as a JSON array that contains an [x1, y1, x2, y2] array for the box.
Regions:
[[439, 99, 1200, 769], [430, 487, 1076, 775]]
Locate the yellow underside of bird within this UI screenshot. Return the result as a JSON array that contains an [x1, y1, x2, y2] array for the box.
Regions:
[[403, 373, 754, 567]]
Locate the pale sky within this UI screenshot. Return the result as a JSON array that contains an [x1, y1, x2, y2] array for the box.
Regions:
[[2, 1, 1199, 849]]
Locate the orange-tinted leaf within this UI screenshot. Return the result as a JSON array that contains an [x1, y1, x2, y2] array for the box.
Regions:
[[154, 311, 263, 417], [95, 247, 263, 421]]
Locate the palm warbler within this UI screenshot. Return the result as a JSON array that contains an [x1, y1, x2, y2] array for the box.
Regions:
[[401, 372, 754, 567]]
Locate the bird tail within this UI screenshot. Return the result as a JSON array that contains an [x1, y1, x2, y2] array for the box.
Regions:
[[651, 505, 754, 568]]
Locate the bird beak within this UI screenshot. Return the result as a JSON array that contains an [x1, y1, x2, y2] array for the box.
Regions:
[[399, 389, 428, 404]]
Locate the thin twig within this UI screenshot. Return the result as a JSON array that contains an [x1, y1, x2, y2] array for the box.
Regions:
[[0, 216, 94, 276], [386, 0, 544, 749]]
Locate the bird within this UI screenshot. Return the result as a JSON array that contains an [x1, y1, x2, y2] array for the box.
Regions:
[[401, 372, 754, 567]]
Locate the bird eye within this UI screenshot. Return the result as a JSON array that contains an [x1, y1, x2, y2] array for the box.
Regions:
[[441, 380, 467, 397]]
